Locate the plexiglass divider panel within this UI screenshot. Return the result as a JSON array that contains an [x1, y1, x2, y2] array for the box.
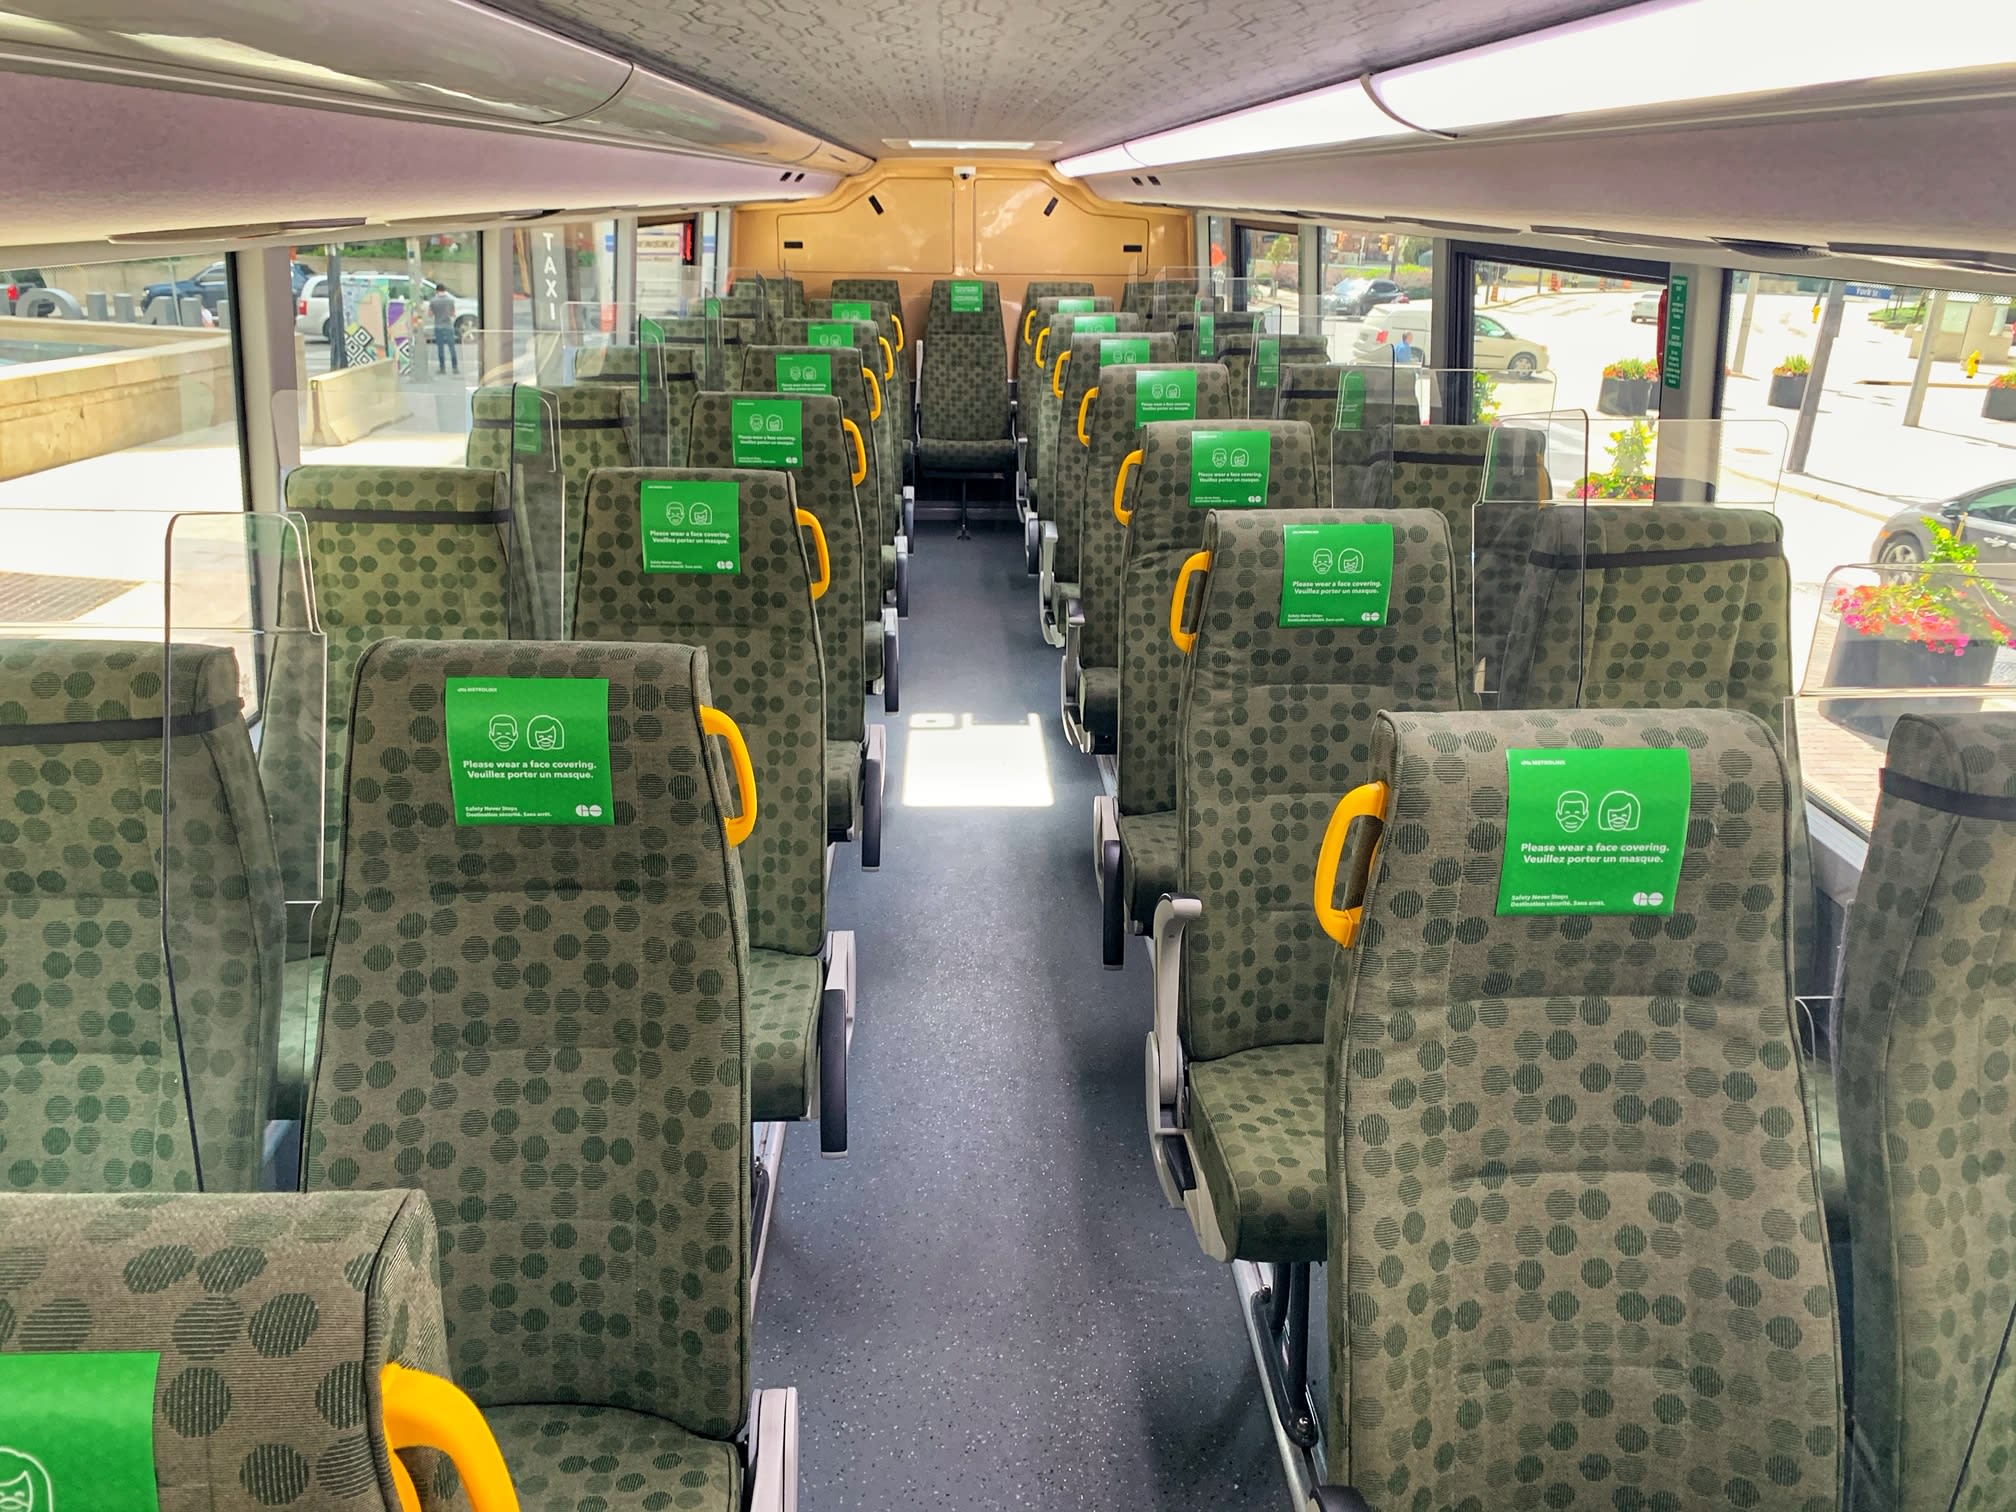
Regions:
[[1474, 412, 1593, 709]]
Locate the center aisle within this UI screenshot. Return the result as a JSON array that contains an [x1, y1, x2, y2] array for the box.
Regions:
[[752, 519, 1287, 1509]]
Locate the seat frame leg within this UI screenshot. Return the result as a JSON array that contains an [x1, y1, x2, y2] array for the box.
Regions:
[[1232, 1258, 1325, 1508], [861, 724, 885, 871], [1101, 838, 1125, 969]]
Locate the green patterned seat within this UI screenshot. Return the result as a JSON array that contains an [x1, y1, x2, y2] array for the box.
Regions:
[[1318, 707, 1842, 1511], [0, 639, 279, 1194], [916, 279, 1014, 475], [570, 342, 685, 467], [1496, 504, 1792, 717], [1155, 506, 1463, 1262], [1244, 333, 1331, 419], [779, 318, 899, 563], [823, 283, 912, 485], [0, 1189, 478, 1509], [686, 392, 874, 849], [1104, 417, 1312, 952], [1365, 423, 1495, 654], [744, 344, 898, 704], [573, 466, 845, 1142], [1015, 282, 1098, 422], [1837, 712, 2016, 1512], [1211, 328, 1324, 419], [1274, 363, 1341, 502], [466, 385, 569, 637], [1033, 311, 1146, 527], [1329, 401, 1408, 507], [306, 638, 777, 1512]]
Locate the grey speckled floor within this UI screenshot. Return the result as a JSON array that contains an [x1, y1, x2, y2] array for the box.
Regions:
[[751, 519, 1290, 1511]]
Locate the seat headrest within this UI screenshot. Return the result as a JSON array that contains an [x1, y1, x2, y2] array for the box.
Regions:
[[0, 638, 240, 738], [1128, 419, 1321, 548]]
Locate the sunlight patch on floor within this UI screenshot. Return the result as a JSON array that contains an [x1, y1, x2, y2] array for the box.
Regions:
[[900, 712, 1054, 807]]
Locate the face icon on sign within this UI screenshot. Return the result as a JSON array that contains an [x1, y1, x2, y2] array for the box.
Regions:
[[1211, 448, 1229, 468], [487, 714, 519, 751], [1230, 448, 1250, 468], [765, 413, 784, 433], [528, 715, 564, 752], [1311, 548, 1335, 575], [1598, 791, 1641, 831], [1338, 548, 1364, 575], [1556, 790, 1589, 833], [690, 503, 713, 527], [661, 501, 686, 529], [0, 1450, 54, 1512], [746, 411, 765, 433]]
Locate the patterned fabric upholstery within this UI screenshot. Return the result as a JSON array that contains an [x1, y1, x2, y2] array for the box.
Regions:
[[570, 343, 691, 467], [1115, 808, 1181, 932], [1015, 285, 1100, 432], [1274, 363, 1341, 503], [306, 639, 753, 1463], [826, 741, 862, 842], [1496, 505, 1792, 720], [489, 1404, 738, 1512], [1178, 508, 1463, 1260], [571, 468, 826, 960], [1838, 712, 2016, 1512], [1325, 707, 1840, 1510], [820, 284, 911, 475], [1019, 295, 1109, 491], [1057, 335, 1178, 609], [651, 316, 747, 392], [777, 319, 897, 555], [1330, 418, 1405, 507], [0, 639, 279, 1194], [1115, 418, 1316, 822], [919, 279, 1010, 469], [686, 393, 868, 747], [1033, 313, 1146, 516], [719, 287, 770, 345], [1214, 331, 1326, 418], [1077, 361, 1217, 682], [1379, 423, 1493, 650], [554, 387, 637, 630], [0, 1189, 467, 1511], [1245, 334, 1330, 418], [747, 343, 888, 590], [466, 386, 568, 637]]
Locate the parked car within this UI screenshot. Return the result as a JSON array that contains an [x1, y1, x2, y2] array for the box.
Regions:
[[142, 259, 317, 318], [299, 273, 477, 343], [1324, 276, 1401, 318], [4, 268, 48, 313], [1632, 290, 1663, 324], [1871, 480, 2016, 575], [1349, 302, 1550, 375]]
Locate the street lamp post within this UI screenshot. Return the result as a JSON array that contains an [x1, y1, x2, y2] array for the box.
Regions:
[[1788, 280, 1846, 475]]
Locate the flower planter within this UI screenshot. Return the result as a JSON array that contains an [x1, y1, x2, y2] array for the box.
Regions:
[[1984, 386, 2016, 422], [1597, 376, 1655, 416], [1818, 635, 1999, 741], [1768, 372, 1808, 409]]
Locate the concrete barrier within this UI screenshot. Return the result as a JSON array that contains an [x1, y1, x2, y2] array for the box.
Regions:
[[0, 317, 233, 483], [307, 357, 407, 447]]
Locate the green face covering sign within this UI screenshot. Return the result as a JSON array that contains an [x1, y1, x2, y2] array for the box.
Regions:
[[1497, 747, 1692, 916], [637, 316, 666, 403], [831, 300, 874, 322], [730, 398, 803, 467], [1189, 429, 1271, 508], [1334, 370, 1367, 431], [640, 479, 740, 574], [1056, 297, 1095, 313], [1075, 314, 1117, 334], [446, 677, 615, 826], [1280, 522, 1394, 626], [776, 351, 833, 394], [1196, 313, 1216, 358], [0, 1353, 162, 1512], [1100, 337, 1151, 367], [1255, 336, 1281, 392], [1136, 369, 1198, 423], [949, 281, 985, 313], [806, 322, 853, 349], [512, 385, 543, 455]]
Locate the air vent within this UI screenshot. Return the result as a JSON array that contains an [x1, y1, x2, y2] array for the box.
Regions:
[[868, 195, 885, 215], [1042, 197, 1058, 217], [793, 172, 805, 182], [1131, 176, 1145, 185], [1713, 238, 1815, 260], [1123, 243, 1143, 253], [779, 171, 794, 181], [1147, 175, 1161, 185], [784, 240, 805, 250]]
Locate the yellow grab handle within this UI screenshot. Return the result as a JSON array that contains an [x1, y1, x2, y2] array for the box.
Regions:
[[1314, 782, 1390, 949], [1169, 550, 1210, 655], [877, 336, 895, 380], [1113, 449, 1144, 526], [699, 705, 758, 847], [842, 418, 868, 486], [380, 1362, 520, 1512], [891, 313, 905, 351], [795, 507, 831, 600], [863, 366, 883, 420], [1077, 386, 1099, 446], [1034, 329, 1050, 369], [1051, 350, 1071, 398], [1022, 308, 1039, 346]]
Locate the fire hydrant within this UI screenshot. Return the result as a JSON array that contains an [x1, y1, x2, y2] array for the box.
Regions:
[[1968, 350, 1983, 379]]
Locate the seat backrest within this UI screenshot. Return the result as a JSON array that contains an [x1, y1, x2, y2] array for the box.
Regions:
[[781, 316, 896, 529], [466, 384, 569, 636], [1244, 333, 1331, 418], [1275, 362, 1341, 503], [307, 638, 752, 1441], [1020, 293, 1112, 468], [0, 1188, 466, 1511], [573, 466, 826, 957], [1838, 711, 2016, 1512], [1116, 417, 1316, 820], [921, 279, 1009, 442], [1377, 422, 1493, 646], [1035, 310, 1145, 511], [282, 465, 526, 936], [810, 295, 910, 471], [1076, 359, 1218, 672], [1325, 706, 1839, 1510], [719, 286, 770, 343], [570, 342, 682, 466], [1016, 281, 1097, 397], [1178, 506, 1462, 1063], [1055, 332, 1178, 587], [687, 391, 867, 745], [1496, 505, 1790, 719], [0, 639, 279, 1193], [1183, 306, 1262, 364], [751, 340, 889, 553]]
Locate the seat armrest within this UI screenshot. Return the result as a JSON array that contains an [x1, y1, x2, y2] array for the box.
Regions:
[[1063, 599, 1086, 710], [1150, 893, 1201, 1118], [1310, 1488, 1375, 1512], [747, 1387, 799, 1512]]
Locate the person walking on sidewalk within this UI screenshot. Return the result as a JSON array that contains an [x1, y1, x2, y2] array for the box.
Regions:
[[428, 285, 459, 375]]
